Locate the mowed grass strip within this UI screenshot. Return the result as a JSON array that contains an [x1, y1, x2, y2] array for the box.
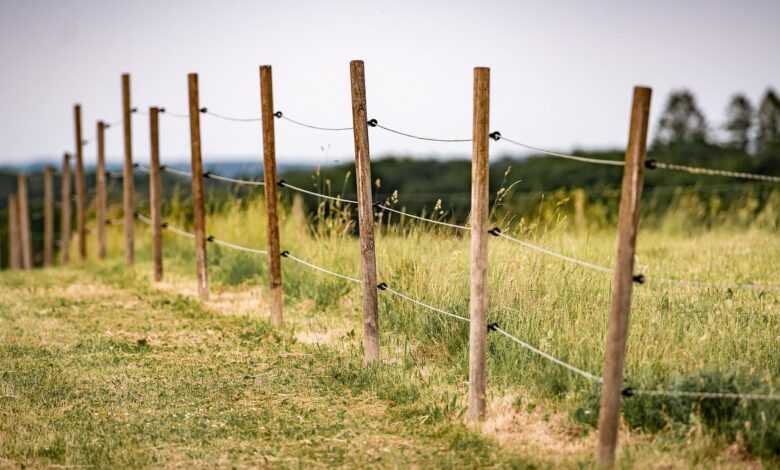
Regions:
[[0, 266, 541, 469]]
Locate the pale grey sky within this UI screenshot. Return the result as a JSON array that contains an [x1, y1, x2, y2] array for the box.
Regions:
[[1, 0, 778, 167]]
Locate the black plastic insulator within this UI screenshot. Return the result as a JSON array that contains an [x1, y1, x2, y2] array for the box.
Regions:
[[632, 274, 646, 285], [133, 162, 140, 168], [367, 118, 378, 127], [277, 179, 286, 187], [159, 107, 166, 113], [377, 282, 388, 291], [131, 107, 138, 113], [645, 159, 657, 170], [280, 250, 290, 258], [621, 387, 635, 397], [159, 165, 167, 171], [274, 111, 283, 118], [105, 220, 112, 226], [206, 235, 215, 242], [489, 131, 502, 141], [487, 322, 500, 332], [487, 227, 502, 236], [161, 222, 169, 228], [203, 171, 212, 179], [199, 107, 208, 113]]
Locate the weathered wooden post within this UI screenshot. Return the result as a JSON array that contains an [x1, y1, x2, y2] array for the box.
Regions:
[[96, 121, 108, 259], [7, 194, 21, 269], [60, 153, 72, 264], [188, 73, 209, 300], [574, 188, 586, 233], [259, 65, 283, 327], [122, 74, 135, 266], [349, 60, 380, 363], [596, 86, 652, 468], [43, 166, 55, 266], [17, 174, 33, 269], [73, 104, 87, 260], [149, 107, 164, 282], [467, 66, 491, 421]]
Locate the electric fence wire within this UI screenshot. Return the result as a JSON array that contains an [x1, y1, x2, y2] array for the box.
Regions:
[[649, 161, 780, 183], [369, 120, 471, 143], [492, 133, 626, 166], [135, 163, 264, 187], [203, 110, 260, 122], [274, 111, 353, 131]]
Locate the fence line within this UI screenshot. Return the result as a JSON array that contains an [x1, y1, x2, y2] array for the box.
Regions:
[[134, 215, 780, 402], [8, 67, 780, 467]]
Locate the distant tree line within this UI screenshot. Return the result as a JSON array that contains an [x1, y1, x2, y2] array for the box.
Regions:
[[654, 88, 780, 154]]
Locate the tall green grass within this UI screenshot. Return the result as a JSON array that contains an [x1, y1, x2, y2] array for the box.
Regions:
[[111, 180, 779, 458]]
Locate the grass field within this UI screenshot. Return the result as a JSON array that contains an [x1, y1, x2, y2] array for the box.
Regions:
[[1, 190, 778, 468]]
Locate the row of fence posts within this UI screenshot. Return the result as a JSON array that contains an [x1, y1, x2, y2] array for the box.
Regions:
[[3, 61, 651, 468]]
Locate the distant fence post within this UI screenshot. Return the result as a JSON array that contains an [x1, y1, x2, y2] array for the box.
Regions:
[[122, 73, 135, 266], [188, 73, 209, 300], [17, 174, 33, 269], [596, 86, 652, 468], [349, 60, 380, 363], [149, 107, 164, 282], [7, 194, 21, 269], [60, 153, 72, 264], [43, 165, 55, 266], [467, 66, 491, 421], [73, 104, 87, 261], [259, 65, 284, 327], [574, 188, 586, 232], [96, 120, 108, 259]]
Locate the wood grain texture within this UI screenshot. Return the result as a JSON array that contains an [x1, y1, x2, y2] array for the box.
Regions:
[[60, 153, 72, 264], [260, 66, 283, 327], [73, 105, 87, 260], [149, 107, 163, 282], [122, 74, 135, 266], [17, 174, 32, 269], [467, 67, 490, 421], [349, 60, 380, 363], [188, 73, 209, 300], [7, 194, 21, 269], [43, 166, 55, 266], [96, 121, 108, 259], [596, 86, 652, 468]]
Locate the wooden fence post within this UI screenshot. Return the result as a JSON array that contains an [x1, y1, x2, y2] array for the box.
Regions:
[[574, 188, 586, 233], [259, 65, 283, 327], [149, 107, 164, 282], [73, 104, 87, 260], [468, 66, 491, 421], [122, 74, 135, 266], [96, 121, 108, 259], [60, 153, 72, 264], [596, 86, 652, 468], [349, 60, 380, 363], [43, 166, 55, 266], [7, 194, 21, 270], [17, 174, 33, 269], [188, 73, 209, 300]]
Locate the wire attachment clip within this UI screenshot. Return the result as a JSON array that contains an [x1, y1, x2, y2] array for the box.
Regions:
[[632, 274, 646, 284], [377, 282, 388, 291], [367, 118, 378, 127], [489, 131, 502, 141], [487, 227, 502, 236], [487, 322, 500, 332], [206, 235, 215, 242], [280, 250, 290, 258], [644, 159, 657, 170]]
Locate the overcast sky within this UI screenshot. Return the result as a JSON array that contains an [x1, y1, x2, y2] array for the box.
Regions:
[[1, 0, 778, 168]]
